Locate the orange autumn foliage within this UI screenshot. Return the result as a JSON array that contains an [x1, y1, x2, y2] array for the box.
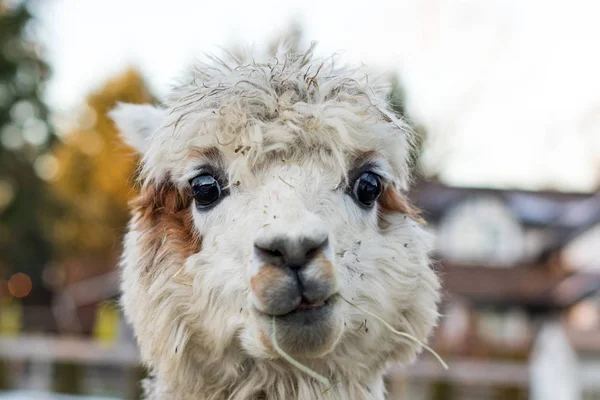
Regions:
[[50, 69, 154, 262]]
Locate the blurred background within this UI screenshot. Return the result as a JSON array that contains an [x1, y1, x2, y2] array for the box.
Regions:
[[0, 0, 599, 399]]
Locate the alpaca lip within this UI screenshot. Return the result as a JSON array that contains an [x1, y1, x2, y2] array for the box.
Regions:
[[295, 299, 326, 311], [275, 295, 336, 320]]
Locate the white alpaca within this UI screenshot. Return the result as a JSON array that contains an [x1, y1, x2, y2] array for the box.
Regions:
[[110, 45, 440, 400]]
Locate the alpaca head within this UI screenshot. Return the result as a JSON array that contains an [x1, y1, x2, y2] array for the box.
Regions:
[[111, 47, 440, 393]]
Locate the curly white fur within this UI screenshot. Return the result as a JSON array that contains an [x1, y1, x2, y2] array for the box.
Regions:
[[110, 45, 440, 400]]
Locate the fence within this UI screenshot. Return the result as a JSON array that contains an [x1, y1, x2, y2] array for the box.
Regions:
[[0, 335, 143, 399]]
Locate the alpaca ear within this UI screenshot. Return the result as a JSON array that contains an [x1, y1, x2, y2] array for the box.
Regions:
[[109, 102, 164, 154]]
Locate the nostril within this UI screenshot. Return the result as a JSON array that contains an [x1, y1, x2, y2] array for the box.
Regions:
[[304, 243, 322, 260], [307, 237, 328, 258], [288, 236, 329, 268], [265, 248, 283, 257], [254, 245, 283, 259], [299, 237, 328, 264]]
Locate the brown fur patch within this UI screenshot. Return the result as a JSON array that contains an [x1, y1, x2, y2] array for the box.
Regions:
[[131, 176, 202, 279], [250, 264, 289, 305], [379, 185, 425, 224], [311, 252, 335, 281]]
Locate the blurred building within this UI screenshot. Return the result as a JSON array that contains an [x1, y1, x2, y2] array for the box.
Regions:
[[389, 179, 600, 399]]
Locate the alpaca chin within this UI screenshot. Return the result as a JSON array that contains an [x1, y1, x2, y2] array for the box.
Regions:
[[252, 295, 345, 359]]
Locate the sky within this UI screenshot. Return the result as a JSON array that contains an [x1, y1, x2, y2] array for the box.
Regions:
[[34, 0, 600, 192]]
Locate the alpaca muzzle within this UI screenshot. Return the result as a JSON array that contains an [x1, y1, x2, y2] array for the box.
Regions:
[[250, 218, 338, 317]]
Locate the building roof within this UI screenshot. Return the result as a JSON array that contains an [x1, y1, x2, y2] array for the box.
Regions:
[[411, 179, 600, 311], [440, 263, 600, 313]]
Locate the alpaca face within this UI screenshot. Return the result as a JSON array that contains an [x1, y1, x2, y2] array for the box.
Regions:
[[111, 50, 440, 384], [185, 154, 381, 358]]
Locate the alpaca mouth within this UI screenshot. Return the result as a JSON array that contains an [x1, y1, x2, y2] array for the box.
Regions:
[[263, 294, 342, 357], [270, 295, 338, 330], [295, 296, 328, 310]]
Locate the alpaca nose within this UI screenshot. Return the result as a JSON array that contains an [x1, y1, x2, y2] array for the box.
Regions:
[[254, 235, 328, 269]]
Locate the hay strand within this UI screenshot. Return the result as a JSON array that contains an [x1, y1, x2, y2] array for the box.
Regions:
[[340, 295, 448, 370]]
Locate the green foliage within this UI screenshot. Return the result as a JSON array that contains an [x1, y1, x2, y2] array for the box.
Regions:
[[0, 1, 56, 301]]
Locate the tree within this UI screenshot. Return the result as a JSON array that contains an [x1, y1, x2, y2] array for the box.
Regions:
[[50, 69, 154, 267], [0, 1, 56, 303]]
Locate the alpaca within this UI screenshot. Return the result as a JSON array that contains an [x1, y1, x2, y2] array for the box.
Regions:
[[110, 45, 441, 400]]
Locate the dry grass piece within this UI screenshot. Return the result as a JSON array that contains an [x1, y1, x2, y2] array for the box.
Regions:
[[340, 295, 448, 370]]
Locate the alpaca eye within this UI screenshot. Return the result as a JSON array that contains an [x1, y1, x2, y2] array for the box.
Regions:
[[353, 172, 382, 207], [190, 174, 222, 208]]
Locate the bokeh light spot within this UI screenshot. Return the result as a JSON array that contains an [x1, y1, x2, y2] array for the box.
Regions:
[[8, 273, 32, 298], [34, 154, 59, 181], [22, 118, 49, 146], [9, 99, 36, 123], [0, 125, 24, 150]]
